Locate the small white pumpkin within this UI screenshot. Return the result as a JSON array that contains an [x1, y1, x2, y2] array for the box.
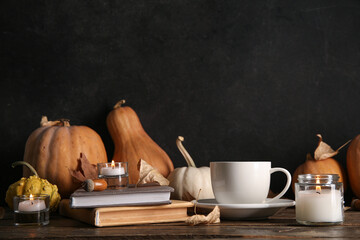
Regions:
[[167, 136, 214, 201]]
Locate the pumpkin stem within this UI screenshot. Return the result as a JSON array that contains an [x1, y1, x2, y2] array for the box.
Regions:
[[40, 116, 49, 126], [306, 153, 314, 161], [60, 119, 71, 127], [336, 139, 352, 152], [176, 136, 196, 168], [12, 161, 39, 177], [113, 100, 126, 109], [40, 116, 71, 127]]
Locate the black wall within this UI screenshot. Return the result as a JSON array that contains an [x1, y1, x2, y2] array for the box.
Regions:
[[1, 0, 360, 205]]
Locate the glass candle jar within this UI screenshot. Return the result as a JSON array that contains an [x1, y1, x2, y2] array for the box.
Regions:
[[13, 194, 50, 226], [97, 161, 128, 189], [295, 174, 344, 226]]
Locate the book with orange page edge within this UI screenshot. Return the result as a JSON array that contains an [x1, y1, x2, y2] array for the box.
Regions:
[[69, 183, 175, 208], [61, 186, 194, 227]]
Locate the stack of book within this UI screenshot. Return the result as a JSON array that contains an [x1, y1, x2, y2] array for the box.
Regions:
[[59, 184, 193, 227]]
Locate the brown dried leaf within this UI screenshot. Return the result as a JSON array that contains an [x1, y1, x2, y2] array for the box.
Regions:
[[314, 134, 338, 160], [69, 168, 86, 183], [137, 159, 169, 186], [314, 134, 351, 161], [80, 153, 98, 179], [186, 206, 220, 226], [69, 153, 98, 182]]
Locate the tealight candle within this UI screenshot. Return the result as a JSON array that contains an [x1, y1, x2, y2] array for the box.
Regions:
[[100, 160, 125, 176], [13, 194, 50, 226], [18, 194, 46, 212], [295, 174, 344, 225], [97, 161, 128, 189]]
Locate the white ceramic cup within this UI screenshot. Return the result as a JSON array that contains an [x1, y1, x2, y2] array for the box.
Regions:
[[210, 161, 291, 204]]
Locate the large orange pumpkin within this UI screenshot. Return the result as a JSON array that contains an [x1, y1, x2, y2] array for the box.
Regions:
[[23, 116, 108, 198], [106, 100, 174, 184], [347, 134, 360, 198]]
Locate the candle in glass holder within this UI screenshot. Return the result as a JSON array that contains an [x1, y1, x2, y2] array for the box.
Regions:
[[18, 194, 46, 212], [295, 174, 344, 225], [13, 194, 50, 226], [100, 160, 125, 176], [97, 161, 128, 189]]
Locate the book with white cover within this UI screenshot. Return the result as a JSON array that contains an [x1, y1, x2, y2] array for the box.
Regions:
[[69, 185, 173, 208]]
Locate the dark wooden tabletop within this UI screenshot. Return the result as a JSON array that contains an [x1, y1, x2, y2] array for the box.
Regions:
[[1, 207, 360, 239]]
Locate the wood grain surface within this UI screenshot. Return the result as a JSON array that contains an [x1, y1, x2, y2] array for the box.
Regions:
[[1, 208, 360, 239]]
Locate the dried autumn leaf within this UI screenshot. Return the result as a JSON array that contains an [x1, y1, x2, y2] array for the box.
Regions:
[[186, 205, 220, 226], [314, 134, 351, 161], [69, 153, 98, 183], [314, 134, 337, 160], [137, 159, 169, 186]]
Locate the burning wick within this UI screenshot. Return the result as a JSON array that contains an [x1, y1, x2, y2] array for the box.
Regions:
[[316, 177, 321, 194], [111, 160, 115, 169], [29, 194, 36, 205]]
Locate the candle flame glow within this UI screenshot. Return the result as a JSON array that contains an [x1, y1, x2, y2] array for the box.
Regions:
[[111, 160, 115, 169], [316, 177, 321, 192], [29, 194, 34, 201]]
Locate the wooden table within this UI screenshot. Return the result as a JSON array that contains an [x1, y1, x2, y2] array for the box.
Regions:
[[1, 208, 360, 239]]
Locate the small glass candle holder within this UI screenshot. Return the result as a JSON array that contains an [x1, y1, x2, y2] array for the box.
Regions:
[[13, 194, 50, 226], [295, 174, 344, 226], [97, 161, 128, 189]]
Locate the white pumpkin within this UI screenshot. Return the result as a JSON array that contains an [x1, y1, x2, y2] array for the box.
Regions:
[[167, 136, 214, 201]]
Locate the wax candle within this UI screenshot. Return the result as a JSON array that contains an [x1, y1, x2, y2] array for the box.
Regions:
[[97, 161, 129, 189], [18, 194, 46, 212], [14, 194, 50, 226], [295, 174, 344, 225], [99, 160, 125, 176], [296, 189, 342, 222], [100, 166, 124, 176]]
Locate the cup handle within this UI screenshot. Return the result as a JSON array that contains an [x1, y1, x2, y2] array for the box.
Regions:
[[265, 168, 292, 203]]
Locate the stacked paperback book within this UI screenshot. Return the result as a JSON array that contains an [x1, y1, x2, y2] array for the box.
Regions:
[[59, 184, 193, 227]]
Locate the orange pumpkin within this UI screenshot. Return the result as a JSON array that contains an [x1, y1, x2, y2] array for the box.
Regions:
[[106, 100, 174, 184], [293, 154, 347, 190], [23, 116, 108, 198], [347, 134, 360, 198], [292, 134, 348, 191]]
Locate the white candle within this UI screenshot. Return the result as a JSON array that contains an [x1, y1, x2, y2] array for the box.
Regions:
[[18, 199, 46, 212], [296, 189, 343, 222], [100, 166, 124, 176], [100, 161, 125, 176]]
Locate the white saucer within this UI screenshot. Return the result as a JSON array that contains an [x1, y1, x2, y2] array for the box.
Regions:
[[192, 198, 295, 220]]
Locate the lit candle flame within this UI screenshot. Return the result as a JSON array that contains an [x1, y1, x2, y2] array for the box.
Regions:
[[29, 194, 34, 201], [111, 160, 115, 169], [316, 177, 321, 192]]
